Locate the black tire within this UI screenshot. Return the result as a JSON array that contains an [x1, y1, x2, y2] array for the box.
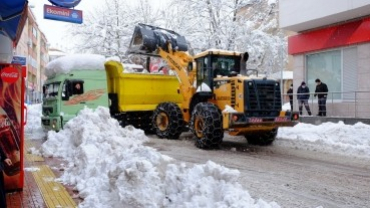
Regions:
[[152, 102, 184, 139], [190, 102, 223, 149], [245, 128, 278, 146]]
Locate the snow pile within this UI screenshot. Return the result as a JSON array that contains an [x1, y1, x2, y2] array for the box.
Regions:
[[268, 0, 277, 6], [45, 54, 105, 78], [223, 105, 237, 113], [25, 104, 46, 140], [282, 102, 291, 111], [42, 107, 279, 208], [277, 122, 370, 158], [196, 82, 212, 92]]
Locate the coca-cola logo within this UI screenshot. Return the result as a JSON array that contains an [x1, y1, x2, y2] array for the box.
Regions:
[[1, 67, 19, 83], [0, 117, 11, 129]]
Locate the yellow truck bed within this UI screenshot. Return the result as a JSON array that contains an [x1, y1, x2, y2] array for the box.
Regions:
[[105, 61, 182, 112]]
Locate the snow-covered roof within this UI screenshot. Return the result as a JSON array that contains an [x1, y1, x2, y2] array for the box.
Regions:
[[270, 71, 293, 80], [45, 54, 105, 78]]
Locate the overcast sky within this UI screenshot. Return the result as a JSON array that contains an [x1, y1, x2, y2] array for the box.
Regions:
[[28, 0, 99, 49], [28, 0, 166, 50]]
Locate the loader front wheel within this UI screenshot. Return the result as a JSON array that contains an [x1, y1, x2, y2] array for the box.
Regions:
[[190, 103, 223, 149], [245, 128, 278, 146], [152, 102, 184, 139]]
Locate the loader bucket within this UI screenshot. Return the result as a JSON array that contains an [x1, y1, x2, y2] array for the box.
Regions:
[[127, 23, 188, 56]]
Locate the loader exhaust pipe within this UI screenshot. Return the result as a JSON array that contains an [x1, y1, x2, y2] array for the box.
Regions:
[[127, 23, 188, 56]]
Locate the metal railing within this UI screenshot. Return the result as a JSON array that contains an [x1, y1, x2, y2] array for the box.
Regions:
[[282, 91, 370, 118]]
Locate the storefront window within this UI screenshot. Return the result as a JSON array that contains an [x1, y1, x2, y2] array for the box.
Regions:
[[306, 50, 342, 99]]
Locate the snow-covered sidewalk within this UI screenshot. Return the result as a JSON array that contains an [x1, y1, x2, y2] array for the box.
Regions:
[[277, 122, 370, 159]]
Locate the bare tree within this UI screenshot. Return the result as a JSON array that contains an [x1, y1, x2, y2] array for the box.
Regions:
[[67, 0, 286, 74], [68, 0, 161, 61]]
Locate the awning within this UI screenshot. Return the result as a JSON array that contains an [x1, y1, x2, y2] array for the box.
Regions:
[[0, 0, 28, 46]]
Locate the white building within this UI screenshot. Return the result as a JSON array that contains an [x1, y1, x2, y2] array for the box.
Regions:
[[279, 0, 370, 117]]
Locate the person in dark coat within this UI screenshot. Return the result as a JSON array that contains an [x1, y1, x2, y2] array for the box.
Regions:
[[314, 78, 329, 116], [297, 81, 312, 116], [287, 84, 293, 111], [0, 146, 12, 208]]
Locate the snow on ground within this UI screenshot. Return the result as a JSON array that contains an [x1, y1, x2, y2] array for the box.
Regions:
[[41, 107, 280, 208], [25, 103, 370, 207], [24, 167, 40, 172], [282, 102, 291, 111], [25, 104, 46, 140], [277, 122, 370, 159]]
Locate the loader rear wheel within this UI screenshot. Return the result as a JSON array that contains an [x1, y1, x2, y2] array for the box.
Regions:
[[190, 103, 223, 149], [245, 128, 278, 146], [152, 102, 184, 139]]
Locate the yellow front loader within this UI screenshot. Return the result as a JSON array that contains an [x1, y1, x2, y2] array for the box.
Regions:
[[122, 23, 299, 148]]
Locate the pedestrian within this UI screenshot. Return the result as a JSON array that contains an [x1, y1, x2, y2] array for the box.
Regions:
[[297, 81, 312, 116], [287, 84, 293, 111], [314, 78, 329, 116], [0, 146, 12, 208], [73, 83, 83, 95]]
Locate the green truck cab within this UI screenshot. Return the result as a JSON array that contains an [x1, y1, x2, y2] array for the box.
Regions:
[[41, 54, 108, 131]]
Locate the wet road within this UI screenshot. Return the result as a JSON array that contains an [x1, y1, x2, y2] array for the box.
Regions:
[[146, 133, 370, 208]]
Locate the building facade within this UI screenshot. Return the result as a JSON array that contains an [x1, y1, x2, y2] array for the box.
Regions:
[[15, 6, 49, 104], [280, 0, 370, 117]]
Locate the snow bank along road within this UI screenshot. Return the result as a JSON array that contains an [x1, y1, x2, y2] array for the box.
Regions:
[[146, 133, 370, 208]]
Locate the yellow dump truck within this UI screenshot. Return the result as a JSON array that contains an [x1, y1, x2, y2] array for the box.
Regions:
[[104, 61, 182, 131]]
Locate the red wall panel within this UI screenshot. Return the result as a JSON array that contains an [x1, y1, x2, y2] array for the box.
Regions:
[[288, 17, 370, 54]]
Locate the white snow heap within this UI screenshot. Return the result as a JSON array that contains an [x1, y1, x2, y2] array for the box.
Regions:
[[41, 106, 280, 208], [196, 82, 212, 92], [268, 0, 277, 6], [45, 54, 105, 78], [278, 122, 370, 158], [223, 105, 237, 113], [282, 102, 291, 111], [24, 104, 46, 140]]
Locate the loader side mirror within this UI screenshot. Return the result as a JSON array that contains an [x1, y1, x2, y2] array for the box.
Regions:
[[62, 80, 71, 101], [242, 52, 249, 62]]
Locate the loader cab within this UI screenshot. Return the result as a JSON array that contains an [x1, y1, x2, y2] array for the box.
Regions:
[[194, 50, 248, 90]]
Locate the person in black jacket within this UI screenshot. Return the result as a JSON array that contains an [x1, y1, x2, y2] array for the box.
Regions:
[[0, 146, 12, 208], [297, 81, 312, 116], [287, 84, 293, 111], [314, 78, 329, 116]]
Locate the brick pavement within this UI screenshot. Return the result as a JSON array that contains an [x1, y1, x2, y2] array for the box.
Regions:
[[5, 139, 81, 208]]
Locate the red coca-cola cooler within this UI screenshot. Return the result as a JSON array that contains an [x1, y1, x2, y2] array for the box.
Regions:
[[0, 64, 26, 191]]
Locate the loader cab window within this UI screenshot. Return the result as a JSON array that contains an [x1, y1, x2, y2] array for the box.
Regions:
[[196, 57, 212, 88], [211, 55, 241, 77]]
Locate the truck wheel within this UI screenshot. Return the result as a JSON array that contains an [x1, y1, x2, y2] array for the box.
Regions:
[[190, 103, 223, 149], [245, 128, 278, 145], [152, 102, 184, 139]]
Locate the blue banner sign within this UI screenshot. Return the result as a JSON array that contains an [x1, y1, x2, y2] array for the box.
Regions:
[[44, 4, 83, 24], [11, 55, 27, 66]]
